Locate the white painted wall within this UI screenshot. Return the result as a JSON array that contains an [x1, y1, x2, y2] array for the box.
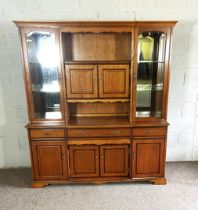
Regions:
[[0, 0, 198, 168]]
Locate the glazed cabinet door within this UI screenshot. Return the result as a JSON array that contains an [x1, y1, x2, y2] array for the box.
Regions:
[[31, 141, 68, 181], [100, 145, 129, 177], [133, 27, 171, 120], [21, 28, 64, 121], [99, 65, 129, 98], [132, 139, 165, 178], [66, 65, 98, 98], [69, 145, 99, 177]]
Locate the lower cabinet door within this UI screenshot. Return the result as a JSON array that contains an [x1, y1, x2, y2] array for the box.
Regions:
[[31, 141, 68, 181], [100, 145, 129, 177], [132, 139, 165, 178], [69, 145, 99, 178]]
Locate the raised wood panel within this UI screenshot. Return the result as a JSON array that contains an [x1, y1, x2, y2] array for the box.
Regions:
[[69, 145, 99, 177], [132, 139, 165, 178], [31, 141, 67, 181], [66, 65, 98, 98], [30, 129, 65, 138], [133, 127, 166, 137], [67, 128, 130, 137], [100, 145, 129, 177], [99, 65, 129, 98]]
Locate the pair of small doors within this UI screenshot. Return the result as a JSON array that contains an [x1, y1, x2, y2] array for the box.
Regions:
[[66, 64, 130, 98], [69, 144, 129, 178]]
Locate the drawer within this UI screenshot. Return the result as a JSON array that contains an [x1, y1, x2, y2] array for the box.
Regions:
[[29, 129, 65, 138], [67, 128, 130, 138], [133, 127, 166, 137]]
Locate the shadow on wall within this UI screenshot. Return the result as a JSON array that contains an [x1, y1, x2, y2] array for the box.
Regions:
[[0, 21, 30, 168]]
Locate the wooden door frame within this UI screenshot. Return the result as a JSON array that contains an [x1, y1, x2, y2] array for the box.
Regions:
[[100, 144, 129, 177], [132, 27, 172, 122], [20, 27, 65, 123], [31, 140, 68, 180]]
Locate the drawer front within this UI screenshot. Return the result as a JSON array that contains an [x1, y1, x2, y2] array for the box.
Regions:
[[133, 127, 166, 137], [67, 128, 130, 138], [30, 129, 65, 138]]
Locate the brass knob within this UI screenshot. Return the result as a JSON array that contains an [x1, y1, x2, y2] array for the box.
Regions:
[[145, 129, 152, 134], [112, 130, 120, 134], [79, 131, 85, 135]]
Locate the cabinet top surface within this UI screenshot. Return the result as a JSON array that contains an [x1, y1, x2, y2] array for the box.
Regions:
[[13, 20, 177, 28]]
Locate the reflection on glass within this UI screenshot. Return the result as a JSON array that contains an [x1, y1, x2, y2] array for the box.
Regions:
[[26, 31, 61, 119], [136, 32, 166, 118]]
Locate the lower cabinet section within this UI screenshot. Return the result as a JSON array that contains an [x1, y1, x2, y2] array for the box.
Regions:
[[29, 135, 167, 185], [31, 141, 68, 181], [69, 144, 129, 178], [132, 139, 165, 178]]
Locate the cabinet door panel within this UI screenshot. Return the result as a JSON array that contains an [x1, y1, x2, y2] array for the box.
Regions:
[[69, 145, 99, 177], [100, 145, 129, 177], [132, 139, 165, 178], [32, 141, 67, 181], [99, 65, 129, 98], [66, 65, 98, 98], [21, 28, 64, 121], [134, 28, 171, 119]]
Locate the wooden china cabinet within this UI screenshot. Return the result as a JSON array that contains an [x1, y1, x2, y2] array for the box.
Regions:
[[14, 20, 177, 188]]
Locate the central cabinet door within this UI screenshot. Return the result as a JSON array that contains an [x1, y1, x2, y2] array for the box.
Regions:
[[100, 145, 129, 177], [69, 145, 99, 177], [99, 65, 129, 98], [66, 65, 98, 98]]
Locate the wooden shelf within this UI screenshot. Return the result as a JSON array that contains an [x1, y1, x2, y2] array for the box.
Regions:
[[67, 116, 131, 128], [67, 99, 130, 103], [64, 60, 131, 65]]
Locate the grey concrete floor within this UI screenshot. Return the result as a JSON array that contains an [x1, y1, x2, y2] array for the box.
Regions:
[[0, 162, 198, 210]]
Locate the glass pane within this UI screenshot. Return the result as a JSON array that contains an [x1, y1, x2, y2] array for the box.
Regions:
[[25, 31, 62, 119], [136, 32, 166, 118]]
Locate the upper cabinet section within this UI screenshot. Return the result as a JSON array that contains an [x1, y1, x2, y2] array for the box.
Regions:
[[15, 21, 176, 123], [21, 28, 64, 121]]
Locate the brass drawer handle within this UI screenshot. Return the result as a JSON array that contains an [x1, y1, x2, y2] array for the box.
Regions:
[[79, 131, 86, 135], [44, 132, 50, 136], [144, 129, 153, 134], [112, 130, 121, 134]]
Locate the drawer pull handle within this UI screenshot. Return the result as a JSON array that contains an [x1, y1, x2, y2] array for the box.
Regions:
[[112, 130, 120, 134], [44, 132, 50, 136], [79, 131, 86, 135], [144, 130, 153, 134]]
